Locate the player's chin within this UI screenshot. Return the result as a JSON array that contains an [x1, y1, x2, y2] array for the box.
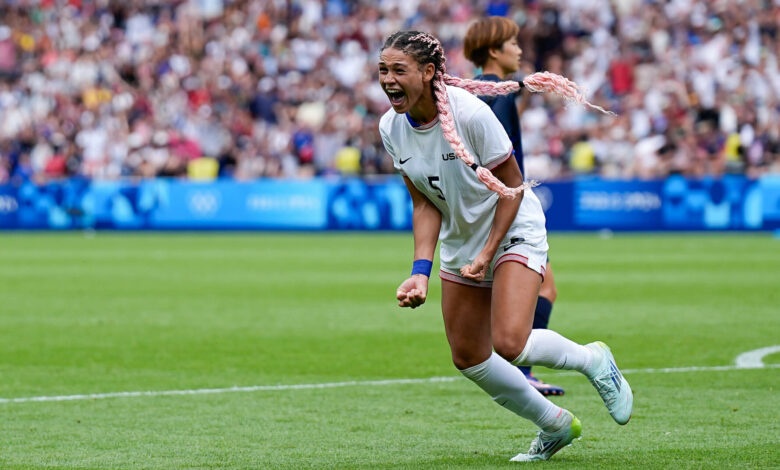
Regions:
[[390, 103, 408, 114]]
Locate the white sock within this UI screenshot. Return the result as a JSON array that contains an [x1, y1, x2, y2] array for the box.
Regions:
[[512, 329, 596, 375], [460, 352, 566, 432]]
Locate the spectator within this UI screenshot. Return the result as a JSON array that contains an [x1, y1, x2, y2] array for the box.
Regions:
[[0, 0, 777, 183]]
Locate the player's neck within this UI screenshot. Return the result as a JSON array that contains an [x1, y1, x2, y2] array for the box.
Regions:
[[482, 62, 509, 79], [408, 94, 437, 125]]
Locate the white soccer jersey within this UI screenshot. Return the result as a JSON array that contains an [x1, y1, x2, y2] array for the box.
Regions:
[[379, 85, 548, 280]]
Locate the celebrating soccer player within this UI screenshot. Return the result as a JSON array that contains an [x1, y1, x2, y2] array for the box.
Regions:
[[378, 30, 632, 461]]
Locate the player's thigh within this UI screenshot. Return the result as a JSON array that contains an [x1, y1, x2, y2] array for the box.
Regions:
[[491, 261, 542, 359], [441, 279, 492, 369], [539, 262, 557, 302]]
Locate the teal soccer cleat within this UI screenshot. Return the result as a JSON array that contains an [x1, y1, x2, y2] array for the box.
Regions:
[[510, 412, 582, 462], [586, 341, 633, 425]]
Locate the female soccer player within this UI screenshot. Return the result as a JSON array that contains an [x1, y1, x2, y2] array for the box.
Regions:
[[463, 16, 564, 397], [378, 30, 631, 462]]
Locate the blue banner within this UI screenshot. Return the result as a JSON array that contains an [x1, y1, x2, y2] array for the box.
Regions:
[[573, 179, 663, 229], [661, 175, 762, 230], [532, 182, 572, 230], [0, 176, 777, 231], [758, 176, 780, 230], [326, 178, 411, 230], [0, 185, 18, 226], [143, 180, 329, 229]]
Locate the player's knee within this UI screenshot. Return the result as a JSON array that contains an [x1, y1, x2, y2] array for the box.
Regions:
[[492, 333, 528, 363], [451, 349, 490, 370]]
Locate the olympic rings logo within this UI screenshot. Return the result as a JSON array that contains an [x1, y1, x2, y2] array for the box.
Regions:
[[188, 190, 220, 215]]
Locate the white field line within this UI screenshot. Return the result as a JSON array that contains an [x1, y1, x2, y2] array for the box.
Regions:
[[0, 377, 461, 404], [735, 345, 780, 368], [1, 362, 777, 405]]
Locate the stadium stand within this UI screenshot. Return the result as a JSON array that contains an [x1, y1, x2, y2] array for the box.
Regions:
[[0, 0, 778, 184]]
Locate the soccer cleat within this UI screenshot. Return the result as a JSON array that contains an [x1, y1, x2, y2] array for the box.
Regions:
[[524, 372, 565, 396], [510, 411, 582, 462], [586, 341, 633, 425]]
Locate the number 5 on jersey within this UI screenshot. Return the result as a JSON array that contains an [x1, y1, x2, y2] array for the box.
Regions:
[[427, 176, 446, 201]]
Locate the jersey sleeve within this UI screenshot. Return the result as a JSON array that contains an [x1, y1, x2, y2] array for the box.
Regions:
[[464, 105, 513, 170]]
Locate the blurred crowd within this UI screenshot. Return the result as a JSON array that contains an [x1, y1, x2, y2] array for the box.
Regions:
[[1, 0, 779, 185]]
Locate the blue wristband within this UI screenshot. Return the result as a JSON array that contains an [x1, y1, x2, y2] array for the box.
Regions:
[[411, 259, 433, 277]]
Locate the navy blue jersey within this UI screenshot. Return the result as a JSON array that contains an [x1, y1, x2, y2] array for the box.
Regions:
[[474, 74, 525, 177]]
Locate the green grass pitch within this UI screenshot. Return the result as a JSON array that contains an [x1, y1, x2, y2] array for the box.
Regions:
[[0, 232, 778, 469]]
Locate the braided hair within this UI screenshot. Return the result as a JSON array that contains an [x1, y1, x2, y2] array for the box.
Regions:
[[381, 31, 613, 199]]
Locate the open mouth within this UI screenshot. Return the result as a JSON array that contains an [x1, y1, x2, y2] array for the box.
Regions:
[[386, 89, 406, 107]]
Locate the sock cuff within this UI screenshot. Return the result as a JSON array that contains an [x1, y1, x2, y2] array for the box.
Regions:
[[459, 352, 496, 381], [511, 333, 536, 367]]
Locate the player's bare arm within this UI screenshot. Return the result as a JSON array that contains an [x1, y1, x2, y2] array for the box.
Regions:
[[397, 175, 441, 308]]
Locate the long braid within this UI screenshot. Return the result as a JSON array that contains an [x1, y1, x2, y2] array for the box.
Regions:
[[432, 69, 534, 198], [443, 74, 520, 96], [443, 73, 615, 116], [382, 31, 613, 198]]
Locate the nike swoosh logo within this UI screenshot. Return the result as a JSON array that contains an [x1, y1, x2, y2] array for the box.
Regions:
[[503, 236, 525, 252], [399, 157, 413, 164]]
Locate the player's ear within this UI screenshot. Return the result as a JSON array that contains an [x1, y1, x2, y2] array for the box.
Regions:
[[421, 63, 436, 83], [488, 46, 502, 61]]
